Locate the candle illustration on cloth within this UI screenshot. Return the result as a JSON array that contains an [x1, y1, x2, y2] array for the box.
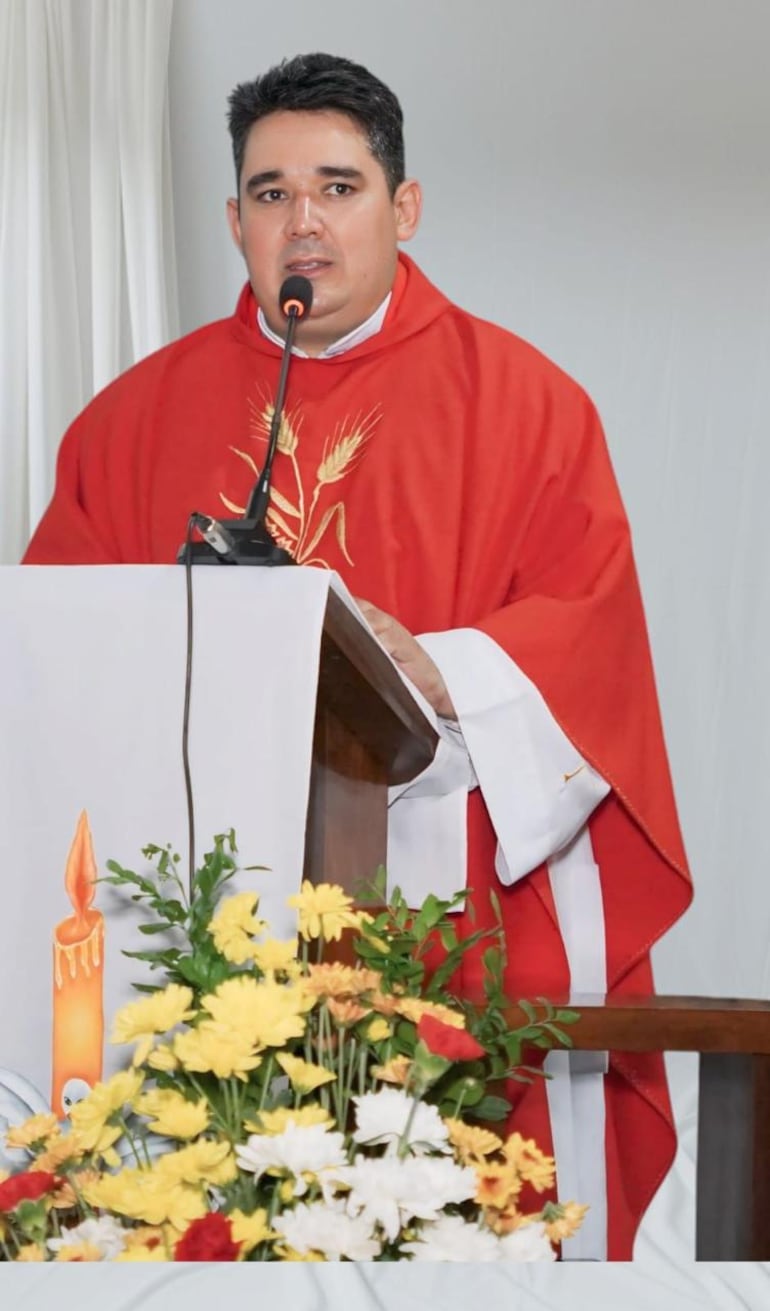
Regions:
[[52, 811, 105, 1117]]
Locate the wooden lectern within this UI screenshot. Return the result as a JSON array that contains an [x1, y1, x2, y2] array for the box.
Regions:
[[303, 588, 438, 893]]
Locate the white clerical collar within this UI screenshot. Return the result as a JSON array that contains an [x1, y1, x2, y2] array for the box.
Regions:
[[256, 292, 391, 359]]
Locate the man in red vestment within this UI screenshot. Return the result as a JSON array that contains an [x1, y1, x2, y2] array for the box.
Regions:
[[23, 53, 692, 1258]]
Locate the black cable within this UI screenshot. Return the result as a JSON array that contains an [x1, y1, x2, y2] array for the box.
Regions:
[[182, 514, 196, 898]]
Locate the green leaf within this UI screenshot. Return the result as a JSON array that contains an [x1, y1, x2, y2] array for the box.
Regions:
[[554, 1009, 580, 1025], [469, 1094, 511, 1121], [443, 1076, 485, 1108], [438, 925, 458, 952]]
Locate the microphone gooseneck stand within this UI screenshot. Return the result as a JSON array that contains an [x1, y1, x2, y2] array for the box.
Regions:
[[177, 274, 313, 567], [176, 275, 313, 892]]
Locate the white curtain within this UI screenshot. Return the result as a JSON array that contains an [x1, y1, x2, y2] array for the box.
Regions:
[[0, 0, 178, 564]]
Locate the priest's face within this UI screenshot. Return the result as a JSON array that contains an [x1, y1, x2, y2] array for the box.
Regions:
[[226, 110, 422, 355]]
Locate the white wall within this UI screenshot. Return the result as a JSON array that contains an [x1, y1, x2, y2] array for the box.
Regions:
[[168, 0, 770, 1003]]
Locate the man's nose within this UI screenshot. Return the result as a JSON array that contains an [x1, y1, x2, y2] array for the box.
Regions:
[[286, 195, 323, 239]]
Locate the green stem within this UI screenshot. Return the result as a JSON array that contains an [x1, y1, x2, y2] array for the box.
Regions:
[[229, 1077, 244, 1138], [342, 1033, 358, 1121], [65, 1169, 95, 1220], [188, 1074, 230, 1136], [258, 1054, 275, 1110], [396, 1093, 423, 1159], [116, 1115, 144, 1168], [335, 1023, 346, 1124], [452, 1089, 467, 1120]]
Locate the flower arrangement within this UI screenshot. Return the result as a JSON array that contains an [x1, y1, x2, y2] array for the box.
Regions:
[[0, 833, 585, 1262]]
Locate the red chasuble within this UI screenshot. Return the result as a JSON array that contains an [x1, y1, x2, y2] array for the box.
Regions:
[[25, 253, 693, 1258]]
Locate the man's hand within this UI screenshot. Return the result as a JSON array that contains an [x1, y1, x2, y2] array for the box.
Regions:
[[355, 599, 456, 719]]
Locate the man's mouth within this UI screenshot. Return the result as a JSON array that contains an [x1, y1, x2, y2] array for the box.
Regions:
[[285, 258, 332, 277]]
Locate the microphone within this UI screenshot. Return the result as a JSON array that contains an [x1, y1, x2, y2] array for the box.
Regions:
[[244, 276, 313, 524], [178, 275, 313, 566]]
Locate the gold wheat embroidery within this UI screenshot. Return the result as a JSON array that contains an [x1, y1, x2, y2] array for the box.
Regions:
[[220, 395, 380, 568]]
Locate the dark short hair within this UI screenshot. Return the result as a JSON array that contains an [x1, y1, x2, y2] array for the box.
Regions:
[[227, 53, 405, 197]]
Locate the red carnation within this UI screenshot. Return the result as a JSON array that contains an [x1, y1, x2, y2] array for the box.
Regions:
[[0, 1170, 60, 1212], [417, 1014, 486, 1062], [175, 1212, 241, 1262]]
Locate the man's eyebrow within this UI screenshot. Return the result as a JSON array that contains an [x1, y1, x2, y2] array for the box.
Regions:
[[245, 169, 283, 191], [244, 165, 365, 192], [315, 166, 364, 181]]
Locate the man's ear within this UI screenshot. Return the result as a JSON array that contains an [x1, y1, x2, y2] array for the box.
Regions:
[[226, 197, 243, 252], [394, 179, 422, 242]]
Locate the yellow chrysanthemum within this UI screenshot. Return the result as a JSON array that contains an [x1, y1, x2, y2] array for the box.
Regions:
[[136, 1089, 210, 1140], [251, 938, 299, 974], [244, 1105, 333, 1135], [124, 1224, 171, 1248], [49, 1180, 78, 1210], [371, 1055, 411, 1086], [209, 892, 266, 964], [160, 1140, 234, 1188], [304, 963, 382, 998], [275, 1053, 336, 1094], [364, 1017, 391, 1042], [287, 880, 363, 942], [15, 1243, 46, 1262], [445, 1119, 503, 1162], [156, 1139, 237, 1188], [5, 1112, 60, 1150], [393, 997, 465, 1028], [474, 1161, 522, 1209], [146, 1043, 179, 1073], [543, 1200, 589, 1242], [486, 1202, 528, 1236], [84, 1167, 207, 1232], [229, 1207, 274, 1253], [29, 1131, 85, 1172], [69, 1167, 100, 1194], [275, 1245, 324, 1262], [111, 984, 196, 1065], [173, 1022, 262, 1080], [503, 1133, 555, 1193], [69, 1069, 144, 1154], [368, 990, 401, 1017], [54, 1241, 103, 1262], [326, 997, 368, 1026], [202, 975, 314, 1049], [114, 1245, 166, 1263]]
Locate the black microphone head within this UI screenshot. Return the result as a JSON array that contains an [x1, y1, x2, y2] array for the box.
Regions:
[[279, 275, 313, 320]]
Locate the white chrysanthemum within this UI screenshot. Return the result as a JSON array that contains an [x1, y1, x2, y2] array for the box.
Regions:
[[400, 1214, 501, 1262], [48, 1215, 128, 1260], [352, 1088, 450, 1156], [273, 1198, 381, 1261], [499, 1222, 557, 1262], [332, 1155, 477, 1242], [235, 1122, 347, 1194]]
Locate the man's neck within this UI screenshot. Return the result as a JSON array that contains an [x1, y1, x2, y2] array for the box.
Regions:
[[257, 293, 391, 360]]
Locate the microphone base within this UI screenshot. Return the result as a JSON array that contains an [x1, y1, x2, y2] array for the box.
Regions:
[[177, 519, 294, 568]]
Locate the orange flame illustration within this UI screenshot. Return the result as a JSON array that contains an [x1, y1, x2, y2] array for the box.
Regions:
[[58, 810, 98, 945]]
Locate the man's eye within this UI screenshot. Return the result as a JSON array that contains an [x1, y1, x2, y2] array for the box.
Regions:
[[327, 183, 353, 196], [257, 189, 285, 203]]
